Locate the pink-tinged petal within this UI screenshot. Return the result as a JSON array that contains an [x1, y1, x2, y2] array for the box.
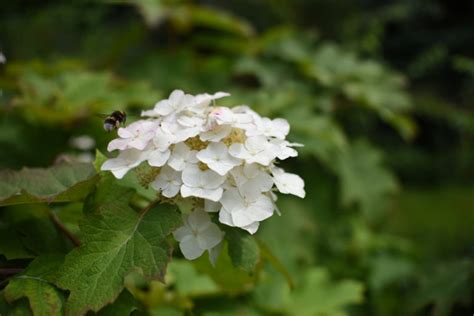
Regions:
[[107, 138, 129, 151], [117, 127, 134, 139]]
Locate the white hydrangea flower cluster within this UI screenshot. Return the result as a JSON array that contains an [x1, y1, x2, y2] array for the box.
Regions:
[[102, 90, 305, 261]]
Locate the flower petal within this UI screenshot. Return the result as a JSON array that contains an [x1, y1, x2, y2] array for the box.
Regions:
[[179, 235, 205, 260]]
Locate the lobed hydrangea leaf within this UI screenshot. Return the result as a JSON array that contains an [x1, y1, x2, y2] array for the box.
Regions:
[[193, 243, 256, 294], [4, 255, 65, 316], [336, 140, 398, 217], [0, 296, 34, 316], [283, 268, 364, 316], [0, 163, 98, 206], [10, 63, 161, 125], [55, 176, 182, 316], [225, 228, 261, 273], [0, 225, 34, 259], [96, 289, 139, 316], [167, 260, 219, 297], [3, 205, 74, 255]]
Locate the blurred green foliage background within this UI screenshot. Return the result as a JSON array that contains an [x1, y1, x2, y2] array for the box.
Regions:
[[0, 0, 473, 315]]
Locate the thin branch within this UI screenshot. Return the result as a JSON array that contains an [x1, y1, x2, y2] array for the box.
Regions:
[[49, 212, 82, 247]]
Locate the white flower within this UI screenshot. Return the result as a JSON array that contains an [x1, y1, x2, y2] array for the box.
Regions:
[[209, 106, 255, 131], [167, 143, 198, 171], [102, 89, 305, 242], [101, 149, 146, 179], [151, 166, 182, 198], [261, 118, 290, 139], [230, 164, 273, 199], [229, 136, 277, 166], [232, 106, 262, 133], [209, 107, 234, 125], [196, 142, 242, 176], [272, 166, 306, 198], [153, 126, 176, 151], [145, 145, 171, 167], [142, 89, 194, 117], [180, 165, 225, 201], [195, 91, 230, 106], [219, 188, 274, 227], [173, 209, 224, 260], [200, 124, 232, 142], [161, 120, 201, 143], [218, 208, 260, 234], [177, 112, 206, 130], [271, 139, 299, 160], [107, 120, 156, 151], [190, 91, 230, 114]]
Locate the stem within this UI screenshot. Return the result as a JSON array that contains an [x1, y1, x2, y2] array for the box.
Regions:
[[49, 212, 82, 247], [138, 198, 161, 217]]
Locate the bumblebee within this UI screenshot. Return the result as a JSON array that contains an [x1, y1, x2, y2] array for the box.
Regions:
[[103, 110, 127, 132]]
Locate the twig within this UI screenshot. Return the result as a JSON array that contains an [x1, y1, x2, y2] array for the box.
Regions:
[[49, 212, 82, 247]]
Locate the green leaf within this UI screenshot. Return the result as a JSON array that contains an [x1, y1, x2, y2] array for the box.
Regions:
[[96, 289, 139, 316], [93, 150, 108, 173], [3, 205, 75, 254], [167, 260, 219, 297], [255, 238, 294, 289], [258, 196, 318, 274], [410, 260, 473, 316], [56, 176, 182, 315], [252, 264, 292, 312], [4, 255, 65, 316], [369, 254, 415, 291], [283, 268, 364, 316], [8, 61, 161, 125], [0, 297, 34, 316], [0, 225, 34, 259], [0, 163, 98, 206], [186, 5, 254, 37], [193, 243, 256, 294], [224, 228, 260, 273], [336, 140, 398, 217]]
